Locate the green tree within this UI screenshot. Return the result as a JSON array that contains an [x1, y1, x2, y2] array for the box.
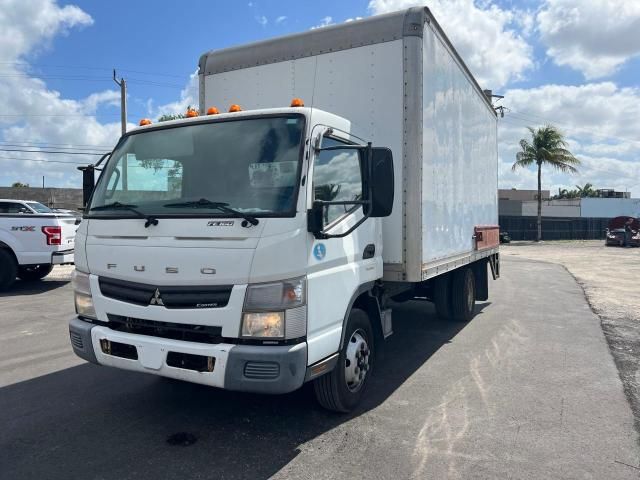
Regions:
[[11, 182, 29, 187], [576, 182, 597, 198], [512, 125, 580, 241]]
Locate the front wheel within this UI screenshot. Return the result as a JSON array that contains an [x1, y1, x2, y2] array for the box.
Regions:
[[313, 308, 374, 413], [17, 264, 54, 281]]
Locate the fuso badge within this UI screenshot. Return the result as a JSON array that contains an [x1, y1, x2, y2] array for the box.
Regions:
[[313, 243, 326, 261]]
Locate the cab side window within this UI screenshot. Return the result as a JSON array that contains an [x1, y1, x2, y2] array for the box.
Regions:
[[313, 137, 363, 225], [0, 202, 27, 214]]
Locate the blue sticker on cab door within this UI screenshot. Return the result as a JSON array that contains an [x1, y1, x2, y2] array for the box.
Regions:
[[313, 243, 326, 261]]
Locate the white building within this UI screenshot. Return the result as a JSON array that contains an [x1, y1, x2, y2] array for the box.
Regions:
[[519, 197, 640, 218]]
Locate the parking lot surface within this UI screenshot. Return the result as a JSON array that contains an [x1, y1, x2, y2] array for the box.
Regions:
[[1, 258, 638, 479], [503, 241, 640, 441]]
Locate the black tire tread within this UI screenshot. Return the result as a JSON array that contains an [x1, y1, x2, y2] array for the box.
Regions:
[[451, 268, 475, 322], [433, 273, 452, 319], [313, 308, 372, 413], [0, 249, 18, 291]]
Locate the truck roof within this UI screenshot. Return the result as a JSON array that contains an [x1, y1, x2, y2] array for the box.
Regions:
[[198, 7, 493, 112], [131, 107, 350, 135]]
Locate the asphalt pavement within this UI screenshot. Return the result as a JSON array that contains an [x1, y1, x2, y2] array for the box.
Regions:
[[0, 258, 638, 479]]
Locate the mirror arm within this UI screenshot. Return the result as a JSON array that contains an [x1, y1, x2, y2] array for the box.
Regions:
[[314, 213, 370, 239]]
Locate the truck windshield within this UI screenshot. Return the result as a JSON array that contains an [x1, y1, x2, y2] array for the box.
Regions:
[[89, 115, 305, 218]]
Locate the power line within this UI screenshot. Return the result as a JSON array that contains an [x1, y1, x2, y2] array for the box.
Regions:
[[0, 61, 192, 79], [0, 148, 107, 156], [0, 155, 86, 165], [0, 140, 113, 149], [0, 72, 184, 89], [0, 142, 108, 152]]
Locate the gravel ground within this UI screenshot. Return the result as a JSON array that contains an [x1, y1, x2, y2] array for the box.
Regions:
[[502, 241, 640, 440]]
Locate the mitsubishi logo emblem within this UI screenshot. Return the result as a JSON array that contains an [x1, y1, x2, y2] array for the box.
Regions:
[[149, 289, 164, 306]]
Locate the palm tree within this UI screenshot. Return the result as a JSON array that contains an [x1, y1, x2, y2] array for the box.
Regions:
[[576, 182, 596, 198], [512, 125, 580, 241]]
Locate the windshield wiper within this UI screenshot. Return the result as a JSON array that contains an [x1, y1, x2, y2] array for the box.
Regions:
[[90, 202, 159, 228], [163, 198, 259, 226]]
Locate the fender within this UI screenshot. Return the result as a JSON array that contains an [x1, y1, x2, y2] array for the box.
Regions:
[[338, 281, 383, 348]]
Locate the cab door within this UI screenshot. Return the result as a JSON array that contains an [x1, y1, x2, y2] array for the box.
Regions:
[[305, 131, 383, 365]]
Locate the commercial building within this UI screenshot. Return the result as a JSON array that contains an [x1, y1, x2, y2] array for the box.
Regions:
[[498, 188, 639, 240]]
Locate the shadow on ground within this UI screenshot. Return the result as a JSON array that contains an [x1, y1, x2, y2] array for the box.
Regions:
[[0, 300, 489, 480], [0, 279, 70, 297]]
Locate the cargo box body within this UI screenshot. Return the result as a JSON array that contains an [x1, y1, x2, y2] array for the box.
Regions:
[[199, 7, 498, 283]]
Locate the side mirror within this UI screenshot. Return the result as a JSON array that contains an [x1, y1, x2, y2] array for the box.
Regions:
[[368, 147, 394, 217], [78, 165, 95, 208]]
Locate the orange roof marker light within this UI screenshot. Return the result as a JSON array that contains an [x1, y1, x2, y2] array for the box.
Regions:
[[229, 104, 242, 113], [139, 118, 152, 126], [186, 108, 199, 118], [207, 106, 220, 115], [290, 98, 305, 107]]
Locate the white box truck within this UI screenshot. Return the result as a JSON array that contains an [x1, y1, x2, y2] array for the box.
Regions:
[[69, 7, 499, 412]]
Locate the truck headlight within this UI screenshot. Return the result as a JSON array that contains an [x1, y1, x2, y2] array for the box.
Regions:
[[241, 312, 285, 338], [72, 270, 96, 320], [241, 277, 306, 339]]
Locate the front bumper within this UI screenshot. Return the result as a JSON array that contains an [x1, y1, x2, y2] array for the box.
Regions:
[[69, 317, 307, 394], [52, 249, 74, 265]]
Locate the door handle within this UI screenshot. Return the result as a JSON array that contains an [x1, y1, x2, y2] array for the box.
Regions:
[[363, 244, 375, 259]]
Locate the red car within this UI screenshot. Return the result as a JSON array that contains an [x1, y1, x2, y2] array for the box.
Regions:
[[606, 216, 640, 247]]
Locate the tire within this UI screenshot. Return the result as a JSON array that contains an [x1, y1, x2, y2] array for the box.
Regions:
[[0, 249, 18, 291], [450, 267, 476, 322], [17, 264, 54, 281], [433, 273, 452, 319], [313, 308, 374, 413]]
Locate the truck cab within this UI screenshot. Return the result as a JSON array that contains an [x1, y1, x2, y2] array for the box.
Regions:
[[70, 106, 394, 411]]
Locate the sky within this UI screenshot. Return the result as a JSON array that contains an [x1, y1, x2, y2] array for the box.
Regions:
[[0, 0, 639, 197]]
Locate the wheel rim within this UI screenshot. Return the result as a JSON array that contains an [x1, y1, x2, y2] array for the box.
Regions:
[[465, 273, 474, 312], [344, 329, 370, 393]]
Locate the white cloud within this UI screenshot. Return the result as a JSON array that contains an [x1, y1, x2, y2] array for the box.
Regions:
[[311, 16, 334, 30], [275, 15, 287, 24], [537, 0, 640, 79], [154, 71, 199, 118], [368, 0, 533, 89], [0, 0, 124, 188], [499, 82, 640, 197], [255, 15, 268, 26], [0, 0, 92, 62]]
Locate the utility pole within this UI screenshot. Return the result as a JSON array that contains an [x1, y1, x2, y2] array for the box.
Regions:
[[113, 69, 127, 136], [113, 69, 128, 189]]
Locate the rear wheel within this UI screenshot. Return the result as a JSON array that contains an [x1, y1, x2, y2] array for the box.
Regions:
[[0, 249, 18, 291], [433, 273, 452, 319], [451, 267, 476, 322], [17, 264, 53, 281], [313, 308, 374, 413]]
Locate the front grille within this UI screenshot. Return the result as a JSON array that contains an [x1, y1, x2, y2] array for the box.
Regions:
[[106, 314, 224, 344], [70, 331, 83, 349], [244, 361, 280, 380], [98, 276, 233, 309]]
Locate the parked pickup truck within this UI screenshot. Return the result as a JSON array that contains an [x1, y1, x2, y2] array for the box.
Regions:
[[0, 199, 77, 290]]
